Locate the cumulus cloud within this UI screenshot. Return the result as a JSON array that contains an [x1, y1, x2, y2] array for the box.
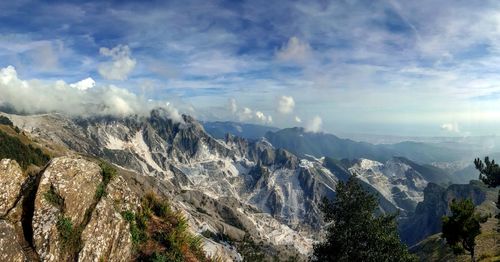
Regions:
[[227, 98, 272, 124], [277, 95, 295, 114], [0, 65, 178, 118], [98, 45, 136, 80], [440, 123, 460, 133], [255, 111, 273, 124], [239, 107, 253, 121], [305, 116, 322, 132], [69, 77, 95, 91], [276, 37, 312, 63]]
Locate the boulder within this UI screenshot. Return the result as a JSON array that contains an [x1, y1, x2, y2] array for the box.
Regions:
[[33, 156, 101, 261], [0, 220, 26, 262], [0, 159, 25, 217]]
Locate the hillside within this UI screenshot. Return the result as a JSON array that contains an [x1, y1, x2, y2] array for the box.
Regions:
[[411, 217, 500, 261], [1, 110, 497, 261], [0, 117, 219, 261], [264, 127, 476, 165]]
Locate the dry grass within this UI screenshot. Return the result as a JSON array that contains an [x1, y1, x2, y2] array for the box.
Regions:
[[412, 217, 500, 261], [126, 192, 212, 262]]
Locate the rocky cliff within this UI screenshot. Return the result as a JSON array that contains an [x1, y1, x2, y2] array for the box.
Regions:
[[0, 156, 138, 261], [399, 181, 489, 246]]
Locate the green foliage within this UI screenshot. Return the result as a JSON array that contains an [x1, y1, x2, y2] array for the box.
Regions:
[[141, 192, 172, 219], [0, 115, 13, 126], [474, 157, 500, 226], [475, 157, 500, 188], [312, 176, 417, 262], [43, 186, 64, 208], [94, 183, 107, 200], [99, 161, 117, 185], [0, 130, 49, 169], [93, 161, 116, 201], [150, 252, 168, 262], [237, 235, 266, 262], [122, 210, 148, 245], [56, 216, 82, 254], [129, 193, 211, 262], [442, 198, 487, 261]]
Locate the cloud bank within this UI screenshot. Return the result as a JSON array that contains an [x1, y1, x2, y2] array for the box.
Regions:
[[0, 65, 178, 119]]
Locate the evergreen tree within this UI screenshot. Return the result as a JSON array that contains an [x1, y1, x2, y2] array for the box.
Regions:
[[442, 199, 486, 262], [312, 177, 417, 262], [474, 157, 500, 213]]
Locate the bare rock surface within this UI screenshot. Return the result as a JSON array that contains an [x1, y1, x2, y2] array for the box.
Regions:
[[0, 159, 25, 217], [79, 175, 137, 262], [0, 219, 26, 262]]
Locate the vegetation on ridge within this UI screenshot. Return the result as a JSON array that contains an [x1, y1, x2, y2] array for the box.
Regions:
[[442, 198, 488, 261], [312, 176, 417, 262], [124, 192, 212, 262], [0, 129, 49, 169]]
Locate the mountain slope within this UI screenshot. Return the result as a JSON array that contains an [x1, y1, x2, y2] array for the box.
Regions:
[[5, 110, 338, 257], [3, 110, 472, 260], [265, 127, 475, 164], [399, 180, 493, 246]]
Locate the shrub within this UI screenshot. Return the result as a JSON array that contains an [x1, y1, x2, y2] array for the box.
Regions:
[[94, 183, 107, 200], [0, 130, 50, 169], [56, 216, 82, 253], [43, 186, 64, 208], [129, 193, 211, 261], [99, 161, 117, 185], [0, 115, 13, 126]]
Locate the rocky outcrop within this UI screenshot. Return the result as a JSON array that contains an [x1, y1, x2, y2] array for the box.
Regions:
[[33, 157, 102, 261], [0, 156, 137, 261], [0, 159, 25, 217], [399, 181, 487, 246], [0, 159, 28, 261], [78, 175, 139, 262], [0, 220, 26, 262]]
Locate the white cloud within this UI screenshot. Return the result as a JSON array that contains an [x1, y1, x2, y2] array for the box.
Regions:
[[98, 45, 136, 80], [0, 65, 179, 119], [228, 98, 237, 114], [69, 77, 95, 91], [277, 95, 295, 114], [239, 107, 253, 121], [295, 116, 302, 123], [440, 123, 460, 133], [228, 101, 272, 124], [305, 116, 322, 132], [255, 111, 273, 124], [276, 37, 312, 63]]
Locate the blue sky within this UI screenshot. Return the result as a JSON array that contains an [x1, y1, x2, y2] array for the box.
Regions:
[[1, 0, 500, 136]]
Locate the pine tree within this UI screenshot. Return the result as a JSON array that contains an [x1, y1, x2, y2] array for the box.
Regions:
[[442, 199, 486, 262], [474, 157, 500, 213], [312, 176, 417, 262]]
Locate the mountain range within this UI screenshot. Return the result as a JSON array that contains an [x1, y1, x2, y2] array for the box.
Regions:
[[0, 111, 497, 261]]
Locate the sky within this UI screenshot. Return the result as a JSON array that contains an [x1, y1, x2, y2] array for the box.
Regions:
[[1, 0, 500, 136]]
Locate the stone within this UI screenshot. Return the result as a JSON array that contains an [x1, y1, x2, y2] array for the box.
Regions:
[[0, 159, 25, 217]]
